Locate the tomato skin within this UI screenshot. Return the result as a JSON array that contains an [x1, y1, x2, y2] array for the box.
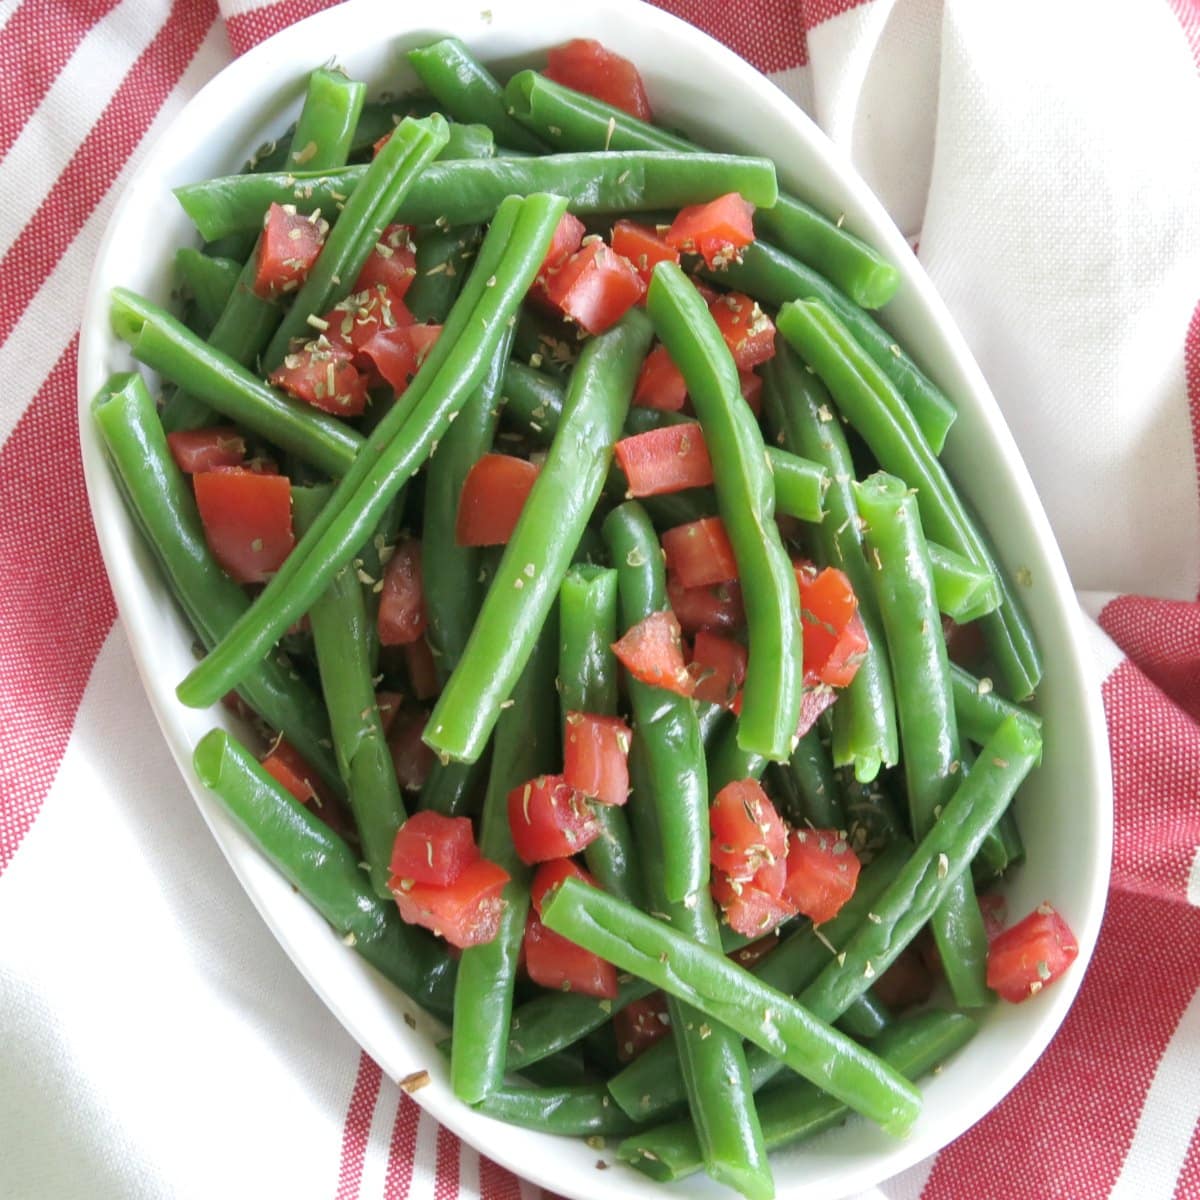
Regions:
[[668, 576, 745, 635], [254, 202, 327, 298], [193, 468, 294, 585], [615, 423, 714, 497], [532, 211, 587, 303], [456, 453, 541, 546], [665, 193, 755, 268], [403, 637, 440, 701], [633, 344, 687, 411], [563, 712, 631, 806], [795, 561, 870, 688], [614, 992, 671, 1061], [544, 38, 653, 120], [322, 285, 413, 358], [794, 684, 839, 739], [378, 539, 427, 646], [390, 857, 511, 949], [611, 219, 680, 286], [710, 780, 787, 882], [352, 223, 417, 299], [358, 322, 441, 395], [690, 630, 748, 709], [530, 859, 597, 916], [167, 427, 245, 474], [543, 240, 647, 335], [524, 912, 619, 998], [739, 370, 764, 417], [873, 946, 935, 1012], [611, 609, 694, 697], [260, 737, 356, 840], [268, 343, 369, 416], [507, 775, 603, 864], [709, 292, 776, 370], [387, 706, 435, 792], [711, 864, 797, 937], [662, 516, 739, 589], [986, 904, 1079, 1003], [389, 811, 479, 885], [782, 828, 861, 925]]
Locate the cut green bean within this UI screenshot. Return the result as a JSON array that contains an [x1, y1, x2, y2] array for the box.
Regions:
[[707, 718, 768, 796], [425, 308, 652, 763], [769, 725, 844, 829], [174, 248, 239, 334], [473, 1082, 637, 1137], [930, 541, 1002, 622], [950, 661, 1043, 747]]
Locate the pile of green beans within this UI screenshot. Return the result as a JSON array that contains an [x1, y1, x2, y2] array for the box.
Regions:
[[97, 45, 1052, 1200]]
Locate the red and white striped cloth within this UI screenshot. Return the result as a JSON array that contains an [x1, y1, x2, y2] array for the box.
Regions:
[[1, 0, 1198, 1196]]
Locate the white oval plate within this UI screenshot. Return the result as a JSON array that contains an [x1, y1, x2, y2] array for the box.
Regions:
[[77, 2, 1112, 1197]]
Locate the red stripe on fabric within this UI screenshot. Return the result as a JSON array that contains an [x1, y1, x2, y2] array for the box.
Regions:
[[0, 0, 123, 162], [651, 0, 812, 72], [1100, 595, 1200, 723], [434, 1123, 461, 1199], [0, 0, 218, 351], [921, 887, 1200, 1200], [1171, 1117, 1200, 1200], [0, 337, 115, 875], [383, 1094, 421, 1200], [223, 0, 341, 57], [334, 1052, 383, 1200], [1168, 0, 1200, 69], [478, 1156, 523, 1200], [1185, 300, 1200, 595]]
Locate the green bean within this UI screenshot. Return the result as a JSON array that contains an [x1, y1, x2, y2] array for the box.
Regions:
[[451, 620, 559, 1105], [950, 661, 1043, 747], [706, 718, 768, 796], [974, 809, 1025, 881], [173, 151, 780, 242], [516, 1046, 593, 1089], [501, 359, 565, 434], [768, 446, 829, 524], [696, 699, 732, 750], [558, 564, 643, 906], [173, 248, 239, 334], [929, 542, 1002, 622], [778, 298, 1041, 699], [768, 725, 844, 829], [292, 487, 404, 898], [406, 38, 546, 154], [602, 502, 708, 904], [425, 308, 652, 763], [620, 1009, 977, 1182], [649, 262, 802, 760], [177, 193, 566, 710], [855, 471, 989, 1007], [192, 729, 456, 1017], [288, 66, 367, 173], [542, 879, 922, 1136], [841, 768, 908, 861], [92, 373, 340, 791], [111, 289, 363, 477], [473, 1082, 638, 1137], [502, 70, 900, 308], [262, 114, 450, 369], [763, 342, 898, 783]]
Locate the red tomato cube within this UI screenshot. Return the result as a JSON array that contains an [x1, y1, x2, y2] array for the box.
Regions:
[[633, 344, 687, 411], [689, 630, 748, 709], [374, 690, 404, 737], [611, 219, 680, 286], [268, 343, 370, 416], [662, 516, 739, 589], [872, 946, 936, 1013], [709, 292, 776, 370], [456, 453, 541, 546], [739, 370, 764, 416], [544, 38, 653, 121], [352, 223, 417, 299], [563, 712, 631, 806], [167, 427, 245, 474], [615, 422, 714, 497], [403, 637, 440, 701], [387, 705, 435, 793], [530, 859, 598, 917], [193, 468, 294, 584], [389, 811, 480, 886], [390, 857, 511, 948], [254, 202, 327, 299], [358, 322, 441, 395], [532, 211, 587, 303], [710, 780, 787, 882], [986, 903, 1079, 1003], [261, 737, 356, 841], [524, 912, 619, 998], [611, 609, 694, 697], [711, 863, 798, 937], [794, 684, 839, 740], [614, 992, 671, 1061], [665, 193, 756, 269], [543, 240, 647, 335], [322, 285, 414, 358], [378, 539, 427, 646], [782, 828, 861, 925], [795, 562, 870, 688], [668, 576, 745, 635], [507, 775, 603, 864]]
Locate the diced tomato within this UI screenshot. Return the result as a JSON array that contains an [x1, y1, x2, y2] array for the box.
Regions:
[[614, 992, 671, 1061], [611, 609, 694, 697], [322, 285, 414, 359], [662, 516, 739, 589], [387, 706, 435, 792], [375, 689, 405, 737], [708, 292, 776, 370], [358, 322, 441, 395], [543, 240, 647, 335], [665, 193, 755, 269], [711, 863, 797, 937], [739, 370, 764, 417], [710, 780, 787, 882], [872, 945, 936, 1012], [668, 575, 745, 635], [633, 344, 687, 411], [532, 212, 587, 302], [507, 775, 603, 864], [390, 857, 510, 949], [690, 630, 748, 709], [942, 616, 988, 669], [378, 539, 427, 646], [782, 828, 861, 924], [795, 562, 870, 688], [390, 811, 479, 886], [254, 202, 327, 298], [986, 903, 1079, 1003], [268, 343, 369, 416], [563, 712, 631, 806], [403, 637, 440, 701], [530, 858, 597, 917], [455, 453, 540, 546], [261, 737, 356, 841], [193, 468, 294, 585], [167, 427, 245, 474], [794, 684, 839, 739], [544, 38, 652, 121], [524, 911, 619, 998], [353, 223, 417, 299], [611, 219, 680, 287], [978, 893, 1009, 943], [615, 423, 714, 497]]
